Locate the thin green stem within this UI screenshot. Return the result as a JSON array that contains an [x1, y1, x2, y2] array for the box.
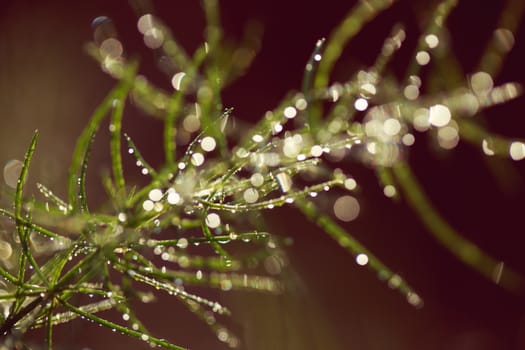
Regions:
[[79, 131, 96, 213], [110, 89, 128, 192], [46, 308, 53, 350], [59, 298, 186, 350], [311, 0, 395, 131], [392, 160, 524, 292], [295, 199, 422, 307]]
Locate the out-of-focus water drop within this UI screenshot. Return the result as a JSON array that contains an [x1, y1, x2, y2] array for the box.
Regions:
[[333, 195, 360, 222], [3, 160, 23, 189], [275, 172, 292, 193], [0, 241, 12, 260]]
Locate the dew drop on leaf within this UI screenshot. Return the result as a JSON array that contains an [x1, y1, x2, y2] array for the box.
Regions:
[[243, 188, 259, 203], [0, 241, 13, 260], [429, 104, 451, 127], [355, 253, 369, 266], [171, 72, 186, 91], [148, 188, 163, 202], [250, 173, 264, 187], [177, 238, 188, 249], [142, 200, 154, 212], [275, 172, 292, 193], [206, 213, 221, 228], [201, 136, 217, 152], [3, 159, 23, 189], [191, 153, 205, 166]]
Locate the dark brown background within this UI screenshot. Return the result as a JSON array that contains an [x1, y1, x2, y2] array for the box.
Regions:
[[1, 0, 525, 349]]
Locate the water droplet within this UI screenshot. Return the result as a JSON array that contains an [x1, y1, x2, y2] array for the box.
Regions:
[[333, 195, 360, 222], [329, 85, 341, 102], [91, 16, 116, 47], [402, 133, 415, 146], [148, 188, 163, 202], [482, 139, 495, 156], [3, 159, 23, 189], [201, 136, 217, 152], [171, 72, 187, 91], [250, 173, 264, 187], [142, 200, 154, 212], [354, 98, 368, 111], [437, 125, 459, 149], [310, 145, 323, 157], [235, 147, 250, 158], [92, 16, 111, 29], [494, 28, 515, 52], [413, 108, 430, 131], [272, 123, 283, 134], [154, 202, 164, 212], [183, 114, 200, 133], [191, 153, 205, 166], [388, 274, 402, 289], [403, 85, 419, 100], [283, 136, 302, 158], [0, 241, 13, 260], [344, 178, 357, 190], [118, 213, 127, 223], [429, 104, 451, 127], [284, 106, 297, 119], [275, 172, 292, 193], [217, 328, 229, 342], [206, 213, 221, 228], [144, 27, 164, 49], [424, 34, 439, 48], [167, 190, 181, 205], [137, 14, 156, 34], [366, 142, 377, 154], [252, 134, 264, 143], [177, 238, 188, 249], [383, 118, 401, 136], [360, 83, 377, 96], [100, 38, 123, 58], [295, 98, 308, 110], [509, 142, 525, 160], [470, 71, 494, 96], [383, 185, 396, 198], [355, 253, 369, 266], [243, 188, 259, 203], [407, 292, 423, 307], [415, 51, 430, 65]]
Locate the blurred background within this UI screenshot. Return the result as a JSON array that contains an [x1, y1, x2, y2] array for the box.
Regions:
[[1, 0, 525, 349]]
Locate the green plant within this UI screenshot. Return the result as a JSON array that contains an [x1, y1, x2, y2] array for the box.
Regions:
[[1, 0, 524, 348]]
